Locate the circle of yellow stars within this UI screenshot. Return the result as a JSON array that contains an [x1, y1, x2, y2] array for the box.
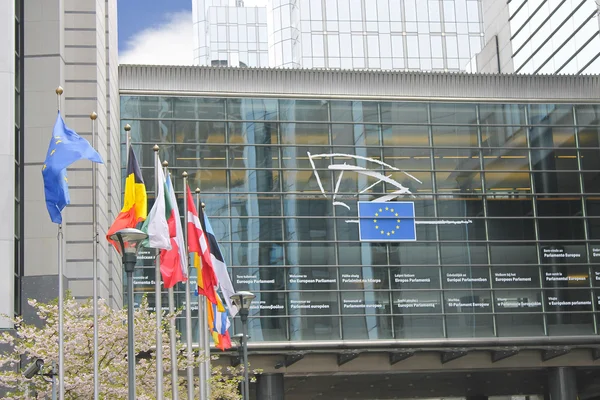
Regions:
[[373, 206, 401, 236]]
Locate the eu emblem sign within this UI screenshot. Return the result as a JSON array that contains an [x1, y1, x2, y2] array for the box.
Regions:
[[358, 201, 416, 242]]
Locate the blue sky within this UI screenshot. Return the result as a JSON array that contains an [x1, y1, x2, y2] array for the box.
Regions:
[[117, 0, 267, 65], [117, 0, 191, 52]]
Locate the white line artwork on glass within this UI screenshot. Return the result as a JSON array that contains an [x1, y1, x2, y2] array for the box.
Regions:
[[307, 152, 473, 226]]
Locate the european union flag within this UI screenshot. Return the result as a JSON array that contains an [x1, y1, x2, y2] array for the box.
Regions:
[[42, 112, 103, 224], [358, 201, 416, 242]]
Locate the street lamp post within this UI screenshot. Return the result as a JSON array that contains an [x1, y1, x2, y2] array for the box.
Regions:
[[109, 228, 148, 400], [230, 291, 255, 400]]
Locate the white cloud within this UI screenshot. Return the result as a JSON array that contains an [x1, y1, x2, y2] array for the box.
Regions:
[[119, 11, 194, 66]]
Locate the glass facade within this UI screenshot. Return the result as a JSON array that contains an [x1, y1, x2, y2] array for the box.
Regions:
[[121, 95, 600, 344], [509, 0, 600, 74], [193, 0, 269, 67], [269, 0, 485, 71]]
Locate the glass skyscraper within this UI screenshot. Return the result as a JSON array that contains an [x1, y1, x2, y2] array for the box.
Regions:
[[476, 0, 600, 74], [268, 0, 485, 70], [193, 0, 486, 71], [192, 0, 269, 67]]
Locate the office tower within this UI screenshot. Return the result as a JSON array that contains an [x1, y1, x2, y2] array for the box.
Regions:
[[267, 0, 486, 71], [192, 0, 269, 67], [476, 0, 600, 73], [0, 0, 123, 325]]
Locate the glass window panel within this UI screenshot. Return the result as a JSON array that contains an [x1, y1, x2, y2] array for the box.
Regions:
[[228, 145, 280, 168], [282, 169, 331, 193], [432, 126, 479, 147], [479, 104, 526, 126], [382, 125, 429, 147], [285, 243, 336, 265], [492, 266, 541, 288], [542, 264, 589, 289], [528, 104, 574, 126], [227, 98, 278, 121], [431, 103, 477, 124], [487, 197, 533, 217], [290, 315, 341, 340], [490, 243, 538, 264], [187, 169, 228, 192], [436, 172, 482, 193], [236, 317, 288, 341], [332, 124, 380, 146], [533, 172, 581, 194], [380, 102, 429, 124], [547, 312, 594, 336], [496, 313, 545, 337], [231, 242, 284, 265], [440, 243, 488, 265], [393, 291, 442, 314], [445, 314, 494, 337], [341, 291, 391, 314], [279, 100, 329, 122], [330, 101, 379, 123], [280, 123, 329, 145], [284, 217, 334, 241], [444, 290, 492, 314], [439, 219, 486, 240], [395, 315, 444, 338], [485, 172, 531, 193], [488, 217, 535, 240], [338, 243, 388, 266], [174, 144, 227, 168], [287, 266, 339, 290], [342, 316, 393, 339], [576, 105, 600, 126], [231, 266, 286, 292], [289, 291, 338, 317], [442, 267, 490, 289], [230, 169, 280, 193], [120, 96, 174, 119], [494, 290, 543, 314], [390, 266, 441, 289], [390, 243, 439, 265]]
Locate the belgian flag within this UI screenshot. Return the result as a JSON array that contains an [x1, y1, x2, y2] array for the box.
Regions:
[[107, 146, 147, 252]]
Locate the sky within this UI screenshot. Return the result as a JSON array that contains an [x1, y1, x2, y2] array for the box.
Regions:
[[118, 0, 267, 65]]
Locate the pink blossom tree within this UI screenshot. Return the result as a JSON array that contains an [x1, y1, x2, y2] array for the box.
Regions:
[[0, 296, 243, 399]]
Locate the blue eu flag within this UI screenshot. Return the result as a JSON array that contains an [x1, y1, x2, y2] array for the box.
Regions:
[[42, 112, 103, 224], [358, 201, 416, 241]]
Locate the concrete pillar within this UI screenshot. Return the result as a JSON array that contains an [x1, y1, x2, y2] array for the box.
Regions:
[[256, 373, 284, 400], [548, 367, 577, 400]]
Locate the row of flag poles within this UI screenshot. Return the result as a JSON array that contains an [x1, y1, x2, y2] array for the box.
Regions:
[[42, 88, 235, 400]]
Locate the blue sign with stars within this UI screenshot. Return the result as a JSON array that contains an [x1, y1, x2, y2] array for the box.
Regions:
[[358, 201, 416, 242]]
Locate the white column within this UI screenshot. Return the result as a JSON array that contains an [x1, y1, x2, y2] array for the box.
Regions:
[[0, 0, 15, 329]]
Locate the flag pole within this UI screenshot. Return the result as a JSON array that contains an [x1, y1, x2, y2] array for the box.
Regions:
[[55, 86, 65, 400], [154, 145, 164, 400], [201, 205, 211, 400], [90, 111, 100, 400], [182, 172, 194, 399], [195, 189, 210, 400], [163, 160, 179, 400]]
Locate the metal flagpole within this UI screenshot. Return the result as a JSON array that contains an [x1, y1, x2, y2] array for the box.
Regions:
[[203, 296, 211, 400], [163, 160, 178, 400], [200, 193, 212, 400], [154, 145, 164, 400], [90, 111, 100, 400], [195, 189, 207, 400], [182, 172, 194, 399], [55, 86, 65, 400]]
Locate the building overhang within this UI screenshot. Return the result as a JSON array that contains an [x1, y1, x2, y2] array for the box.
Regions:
[[119, 64, 600, 103]]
